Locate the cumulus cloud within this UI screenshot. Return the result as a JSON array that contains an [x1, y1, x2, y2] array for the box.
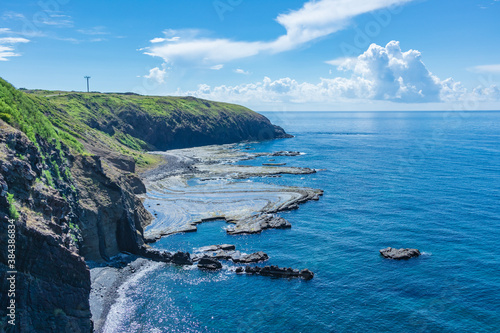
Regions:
[[0, 36, 29, 61], [144, 67, 167, 83], [144, 0, 412, 65], [178, 41, 497, 106]]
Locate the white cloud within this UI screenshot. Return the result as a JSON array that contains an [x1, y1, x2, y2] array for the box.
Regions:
[[38, 14, 73, 27], [234, 68, 250, 75], [144, 66, 167, 84], [0, 28, 12, 34], [77, 26, 109, 35], [144, 0, 412, 65], [2, 12, 25, 20], [0, 36, 30, 61], [150, 36, 180, 43], [178, 41, 498, 107], [325, 57, 355, 67], [0, 37, 30, 44], [467, 64, 500, 74], [150, 37, 166, 43], [210, 64, 224, 70]]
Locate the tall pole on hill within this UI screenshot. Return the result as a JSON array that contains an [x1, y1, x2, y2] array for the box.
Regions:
[[84, 76, 91, 92]]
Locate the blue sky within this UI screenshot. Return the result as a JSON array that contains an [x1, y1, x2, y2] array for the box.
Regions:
[[1, 0, 499, 111]]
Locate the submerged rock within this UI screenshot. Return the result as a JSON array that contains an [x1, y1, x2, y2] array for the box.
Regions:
[[197, 257, 223, 270], [238, 265, 314, 280], [380, 247, 421, 260]]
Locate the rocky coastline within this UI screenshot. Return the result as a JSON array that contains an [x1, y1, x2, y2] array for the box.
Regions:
[[1, 78, 316, 332], [88, 143, 322, 331], [140, 144, 323, 241]]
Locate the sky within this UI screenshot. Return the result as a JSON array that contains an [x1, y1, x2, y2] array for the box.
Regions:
[[1, 0, 500, 111]]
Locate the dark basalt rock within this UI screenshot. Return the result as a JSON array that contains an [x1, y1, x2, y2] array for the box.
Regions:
[[197, 244, 236, 252], [193, 245, 269, 264], [138, 247, 194, 266], [270, 151, 301, 156], [233, 251, 269, 264], [172, 251, 193, 265], [238, 265, 314, 280], [197, 256, 223, 270], [380, 247, 421, 260], [140, 247, 173, 262]]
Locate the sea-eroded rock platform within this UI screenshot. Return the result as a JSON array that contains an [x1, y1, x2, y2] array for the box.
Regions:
[[141, 144, 323, 241]]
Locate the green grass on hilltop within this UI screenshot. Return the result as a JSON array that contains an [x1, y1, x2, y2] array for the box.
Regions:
[[1, 78, 263, 170], [0, 78, 162, 169]]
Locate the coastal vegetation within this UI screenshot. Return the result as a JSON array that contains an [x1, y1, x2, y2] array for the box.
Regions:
[[0, 76, 291, 332]]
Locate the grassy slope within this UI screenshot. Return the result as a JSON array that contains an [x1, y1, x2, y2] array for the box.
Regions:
[[1, 79, 166, 169], [1, 78, 283, 170]]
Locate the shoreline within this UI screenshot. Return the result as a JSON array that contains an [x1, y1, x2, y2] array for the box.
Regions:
[[140, 143, 323, 241], [90, 142, 323, 331]]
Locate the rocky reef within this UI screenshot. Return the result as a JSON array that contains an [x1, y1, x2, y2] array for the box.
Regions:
[[141, 144, 323, 241], [379, 247, 421, 260], [236, 265, 315, 280], [192, 244, 270, 264]]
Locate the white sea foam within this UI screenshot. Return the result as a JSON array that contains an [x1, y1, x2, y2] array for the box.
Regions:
[[102, 261, 163, 333]]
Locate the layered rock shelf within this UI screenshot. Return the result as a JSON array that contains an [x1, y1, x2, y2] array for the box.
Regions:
[[141, 144, 323, 241], [192, 244, 269, 264]]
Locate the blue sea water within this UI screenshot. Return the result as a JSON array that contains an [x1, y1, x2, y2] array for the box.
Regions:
[[108, 112, 500, 332]]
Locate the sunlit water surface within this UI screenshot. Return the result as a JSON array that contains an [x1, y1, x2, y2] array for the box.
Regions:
[[105, 111, 500, 333]]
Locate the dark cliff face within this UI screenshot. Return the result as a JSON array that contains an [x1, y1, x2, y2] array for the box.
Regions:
[[117, 107, 291, 151], [46, 93, 292, 152], [0, 121, 153, 331], [71, 154, 151, 261], [0, 123, 92, 332]]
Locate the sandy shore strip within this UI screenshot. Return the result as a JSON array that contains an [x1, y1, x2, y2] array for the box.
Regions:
[[89, 256, 165, 333]]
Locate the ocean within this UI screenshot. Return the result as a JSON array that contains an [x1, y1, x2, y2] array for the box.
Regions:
[[103, 111, 500, 332]]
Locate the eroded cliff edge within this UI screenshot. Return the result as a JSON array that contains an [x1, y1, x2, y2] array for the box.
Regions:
[[0, 78, 291, 332]]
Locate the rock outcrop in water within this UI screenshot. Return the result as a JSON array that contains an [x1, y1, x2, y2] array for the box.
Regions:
[[192, 244, 269, 264], [141, 145, 323, 240], [197, 257, 223, 270], [236, 265, 315, 280], [379, 247, 421, 260]]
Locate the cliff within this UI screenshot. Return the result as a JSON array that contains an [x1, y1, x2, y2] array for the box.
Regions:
[[0, 78, 291, 332]]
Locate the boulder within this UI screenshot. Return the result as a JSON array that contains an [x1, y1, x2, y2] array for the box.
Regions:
[[270, 151, 301, 156], [196, 244, 236, 252], [193, 245, 269, 264], [197, 257, 223, 270], [380, 247, 421, 260], [237, 265, 313, 280], [172, 251, 193, 265], [299, 269, 314, 280], [233, 251, 269, 263]]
